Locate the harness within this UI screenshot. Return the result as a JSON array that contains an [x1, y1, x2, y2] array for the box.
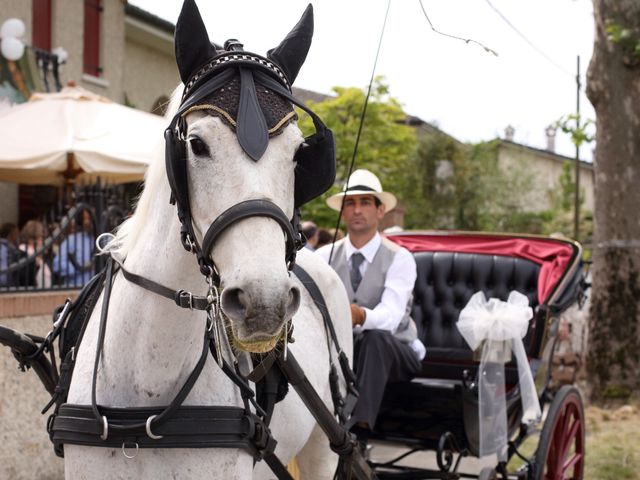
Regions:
[[41, 256, 359, 479]]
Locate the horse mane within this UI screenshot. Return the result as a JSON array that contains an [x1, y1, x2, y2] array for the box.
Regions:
[[110, 85, 184, 257]]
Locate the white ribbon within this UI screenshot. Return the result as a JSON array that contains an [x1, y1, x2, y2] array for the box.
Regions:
[[457, 291, 541, 461]]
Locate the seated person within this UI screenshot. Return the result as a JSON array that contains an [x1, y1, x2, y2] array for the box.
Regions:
[[19, 219, 53, 288], [316, 169, 425, 442], [52, 210, 95, 287], [0, 222, 35, 287]]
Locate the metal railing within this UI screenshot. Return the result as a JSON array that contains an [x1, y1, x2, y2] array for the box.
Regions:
[[0, 180, 134, 293]]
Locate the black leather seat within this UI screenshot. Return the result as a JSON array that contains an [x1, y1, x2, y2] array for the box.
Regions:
[[374, 251, 543, 448], [412, 251, 541, 379]]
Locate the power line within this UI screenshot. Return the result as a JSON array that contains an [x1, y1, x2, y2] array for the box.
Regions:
[[418, 0, 498, 56], [484, 0, 574, 77], [328, 0, 392, 264]]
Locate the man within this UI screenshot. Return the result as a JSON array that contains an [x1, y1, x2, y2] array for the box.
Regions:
[[0, 222, 19, 287], [301, 220, 319, 251], [0, 222, 34, 287], [316, 169, 425, 440], [52, 210, 95, 287]]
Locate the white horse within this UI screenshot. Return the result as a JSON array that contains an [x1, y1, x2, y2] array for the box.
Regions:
[[63, 2, 352, 478]]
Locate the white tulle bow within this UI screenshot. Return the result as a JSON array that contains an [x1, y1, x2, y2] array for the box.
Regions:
[[457, 291, 541, 461]]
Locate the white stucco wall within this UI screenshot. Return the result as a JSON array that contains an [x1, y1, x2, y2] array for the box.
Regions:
[[498, 143, 594, 213]]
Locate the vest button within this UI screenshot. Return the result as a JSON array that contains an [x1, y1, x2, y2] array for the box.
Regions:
[[353, 298, 358, 303]]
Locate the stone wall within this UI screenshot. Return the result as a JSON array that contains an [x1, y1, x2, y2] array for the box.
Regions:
[[0, 315, 64, 480]]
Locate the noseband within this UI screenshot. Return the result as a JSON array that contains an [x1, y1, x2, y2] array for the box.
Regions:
[[200, 199, 299, 273]]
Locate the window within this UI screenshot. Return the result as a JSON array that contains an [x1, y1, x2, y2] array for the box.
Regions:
[[83, 0, 102, 77], [32, 0, 52, 50]]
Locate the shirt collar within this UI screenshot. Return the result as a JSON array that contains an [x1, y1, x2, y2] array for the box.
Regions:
[[345, 232, 381, 264]]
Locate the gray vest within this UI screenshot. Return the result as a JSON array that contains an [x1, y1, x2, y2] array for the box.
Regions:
[[330, 237, 418, 344]]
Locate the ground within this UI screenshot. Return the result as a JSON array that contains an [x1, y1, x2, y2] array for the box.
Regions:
[[582, 404, 640, 479], [362, 403, 640, 479]]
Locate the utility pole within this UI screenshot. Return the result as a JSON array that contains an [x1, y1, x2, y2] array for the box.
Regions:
[[573, 55, 581, 242]]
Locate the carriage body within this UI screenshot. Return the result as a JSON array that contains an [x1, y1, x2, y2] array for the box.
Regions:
[[370, 230, 587, 479]]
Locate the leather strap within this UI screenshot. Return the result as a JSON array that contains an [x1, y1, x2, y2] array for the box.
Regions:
[[237, 67, 269, 161], [116, 258, 211, 311], [201, 199, 297, 267], [89, 257, 214, 437], [292, 265, 359, 423], [52, 404, 266, 452]]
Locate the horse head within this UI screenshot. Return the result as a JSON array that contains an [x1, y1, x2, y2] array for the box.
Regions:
[[166, 0, 335, 354]]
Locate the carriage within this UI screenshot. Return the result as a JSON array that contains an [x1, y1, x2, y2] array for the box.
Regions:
[[367, 230, 587, 480], [0, 1, 587, 478], [0, 229, 587, 480]]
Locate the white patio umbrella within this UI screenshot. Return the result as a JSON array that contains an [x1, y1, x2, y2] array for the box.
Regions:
[[0, 85, 167, 185]]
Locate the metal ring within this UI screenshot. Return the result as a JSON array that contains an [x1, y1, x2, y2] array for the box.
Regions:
[[95, 233, 116, 254], [145, 415, 163, 440], [121, 442, 139, 459], [99, 416, 108, 441], [207, 283, 220, 307]]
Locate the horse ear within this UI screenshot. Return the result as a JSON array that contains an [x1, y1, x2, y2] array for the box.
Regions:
[[267, 4, 314, 85], [175, 0, 217, 84]]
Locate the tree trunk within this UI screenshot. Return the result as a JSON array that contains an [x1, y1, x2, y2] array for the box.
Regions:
[[586, 0, 640, 403]]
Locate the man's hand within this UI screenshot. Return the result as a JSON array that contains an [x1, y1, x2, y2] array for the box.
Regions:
[[350, 303, 366, 327]]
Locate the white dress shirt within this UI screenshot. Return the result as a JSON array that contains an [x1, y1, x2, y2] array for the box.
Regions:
[[316, 232, 426, 360]]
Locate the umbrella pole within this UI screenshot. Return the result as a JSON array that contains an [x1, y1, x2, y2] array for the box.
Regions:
[[62, 152, 82, 207]]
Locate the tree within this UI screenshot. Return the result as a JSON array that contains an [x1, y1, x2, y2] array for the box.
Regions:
[[586, 0, 640, 403], [297, 77, 416, 226], [405, 134, 540, 232]]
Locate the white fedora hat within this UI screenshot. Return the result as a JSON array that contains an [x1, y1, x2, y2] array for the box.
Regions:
[[326, 169, 397, 212]]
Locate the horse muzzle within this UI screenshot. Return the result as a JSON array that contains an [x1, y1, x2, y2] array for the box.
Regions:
[[221, 283, 300, 353]]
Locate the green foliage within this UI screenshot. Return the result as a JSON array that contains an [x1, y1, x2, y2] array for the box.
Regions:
[[606, 20, 640, 59], [554, 114, 595, 148], [558, 162, 575, 211], [295, 79, 593, 240], [404, 132, 595, 238], [542, 161, 593, 241], [296, 77, 416, 227], [405, 134, 544, 233]]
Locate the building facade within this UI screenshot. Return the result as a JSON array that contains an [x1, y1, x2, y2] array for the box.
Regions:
[[0, 0, 179, 224]]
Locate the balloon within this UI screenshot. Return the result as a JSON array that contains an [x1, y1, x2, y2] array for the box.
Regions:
[[53, 46, 69, 64], [0, 18, 26, 39], [1, 37, 25, 61]]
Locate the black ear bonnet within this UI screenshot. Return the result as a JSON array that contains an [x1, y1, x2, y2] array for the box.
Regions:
[[165, 2, 335, 216]]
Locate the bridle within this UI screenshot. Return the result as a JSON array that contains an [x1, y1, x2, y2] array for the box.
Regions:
[[164, 43, 335, 287]]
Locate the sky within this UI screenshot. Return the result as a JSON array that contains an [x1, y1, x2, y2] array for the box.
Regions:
[[129, 0, 596, 160]]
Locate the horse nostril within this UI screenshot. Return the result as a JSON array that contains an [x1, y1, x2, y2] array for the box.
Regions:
[[286, 286, 301, 319], [221, 287, 248, 320]]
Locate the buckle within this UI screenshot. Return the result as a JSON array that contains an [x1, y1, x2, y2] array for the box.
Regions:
[[175, 290, 194, 310], [182, 233, 196, 253]]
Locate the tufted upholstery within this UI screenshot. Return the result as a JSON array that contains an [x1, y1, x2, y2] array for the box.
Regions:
[[375, 249, 551, 449], [412, 251, 541, 377]]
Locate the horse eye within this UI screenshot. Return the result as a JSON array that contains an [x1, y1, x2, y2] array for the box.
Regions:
[[189, 136, 210, 157]]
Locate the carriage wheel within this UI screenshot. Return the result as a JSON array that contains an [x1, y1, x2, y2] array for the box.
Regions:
[[534, 386, 585, 480]]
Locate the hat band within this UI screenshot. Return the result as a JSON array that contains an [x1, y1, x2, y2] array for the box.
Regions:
[[345, 185, 376, 193]]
